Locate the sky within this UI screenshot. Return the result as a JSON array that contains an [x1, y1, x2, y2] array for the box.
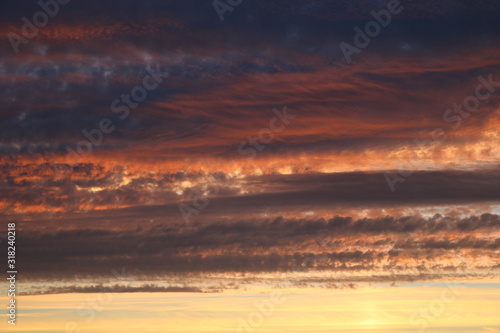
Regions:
[[0, 0, 499, 332]]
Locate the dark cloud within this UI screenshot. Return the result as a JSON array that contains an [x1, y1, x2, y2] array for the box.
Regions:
[[14, 214, 499, 281], [20, 284, 205, 295], [1, 169, 500, 217]]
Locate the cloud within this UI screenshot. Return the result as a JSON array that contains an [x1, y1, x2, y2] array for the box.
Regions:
[[15, 214, 499, 284], [20, 284, 205, 295], [1, 0, 499, 299]]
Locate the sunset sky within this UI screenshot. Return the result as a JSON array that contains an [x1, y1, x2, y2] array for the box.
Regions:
[[0, 0, 499, 332]]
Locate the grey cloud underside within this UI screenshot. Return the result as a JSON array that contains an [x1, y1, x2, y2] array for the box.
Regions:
[[16, 214, 500, 280], [19, 284, 205, 296]]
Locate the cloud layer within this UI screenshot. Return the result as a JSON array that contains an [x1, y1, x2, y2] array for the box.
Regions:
[[1, 0, 499, 295]]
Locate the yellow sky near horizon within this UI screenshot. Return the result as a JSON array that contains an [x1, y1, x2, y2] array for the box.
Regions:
[[2, 282, 499, 333]]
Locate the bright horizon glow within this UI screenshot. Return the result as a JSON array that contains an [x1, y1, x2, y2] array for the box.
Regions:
[[4, 282, 500, 333]]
